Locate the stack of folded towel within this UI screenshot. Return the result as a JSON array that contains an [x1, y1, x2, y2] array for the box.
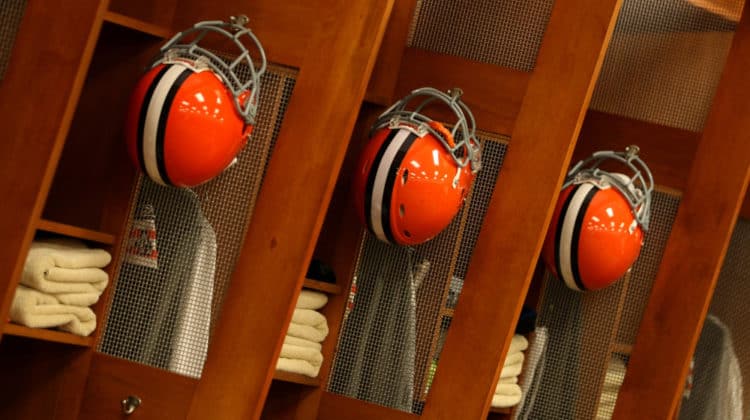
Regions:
[[492, 334, 529, 408], [9, 238, 111, 336], [276, 289, 330, 378]]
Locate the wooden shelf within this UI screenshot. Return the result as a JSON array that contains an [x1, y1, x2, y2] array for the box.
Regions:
[[273, 370, 321, 387], [3, 323, 94, 347], [103, 11, 172, 39], [37, 219, 116, 245], [303, 278, 342, 295]]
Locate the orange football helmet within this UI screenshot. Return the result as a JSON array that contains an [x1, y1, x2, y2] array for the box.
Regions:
[[125, 16, 266, 187], [541, 146, 653, 291], [352, 87, 481, 246]]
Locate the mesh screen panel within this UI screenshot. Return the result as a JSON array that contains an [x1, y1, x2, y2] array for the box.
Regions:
[[678, 219, 750, 419], [407, 0, 554, 71], [328, 136, 507, 414], [615, 190, 681, 345], [99, 64, 296, 377], [590, 0, 737, 131], [522, 190, 680, 420], [0, 0, 26, 80]]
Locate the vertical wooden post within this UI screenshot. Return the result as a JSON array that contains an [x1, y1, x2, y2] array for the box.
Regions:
[[0, 0, 108, 339], [613, 5, 750, 419], [420, 0, 623, 418], [186, 1, 394, 419]]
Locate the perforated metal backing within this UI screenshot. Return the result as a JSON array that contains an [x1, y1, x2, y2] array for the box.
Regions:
[[520, 190, 680, 420], [679, 219, 750, 419], [590, 0, 738, 131], [0, 0, 27, 80], [328, 135, 507, 414], [99, 64, 296, 376], [407, 0, 554, 71], [615, 190, 681, 345]]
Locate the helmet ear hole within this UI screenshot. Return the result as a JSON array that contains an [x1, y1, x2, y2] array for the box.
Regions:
[[404, 230, 412, 238], [399, 204, 406, 218], [402, 169, 409, 185]]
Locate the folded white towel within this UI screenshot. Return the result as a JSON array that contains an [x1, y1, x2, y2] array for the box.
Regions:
[[284, 335, 323, 351], [286, 309, 329, 343], [22, 266, 108, 293], [492, 384, 523, 408], [500, 360, 523, 379], [29, 239, 112, 268], [498, 376, 519, 385], [297, 289, 328, 310], [504, 351, 525, 367], [276, 357, 321, 378], [9, 285, 96, 336], [496, 383, 523, 397], [54, 290, 106, 307], [22, 240, 110, 299], [509, 335, 529, 354], [280, 344, 323, 367], [287, 322, 329, 343], [292, 308, 327, 327]]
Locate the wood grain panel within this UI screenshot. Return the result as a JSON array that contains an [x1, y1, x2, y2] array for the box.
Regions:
[[43, 23, 150, 234], [172, 0, 319, 68], [186, 1, 394, 419], [365, 0, 419, 105], [575, 110, 700, 191], [263, 103, 383, 420], [0, 336, 92, 420], [396, 48, 530, 137], [420, 0, 624, 418], [613, 5, 750, 420], [36, 219, 116, 245], [79, 353, 197, 419], [103, 10, 172, 38], [3, 324, 94, 347], [318, 392, 417, 420], [0, 0, 106, 339], [260, 105, 385, 420], [107, 0, 177, 29], [262, 381, 322, 420]]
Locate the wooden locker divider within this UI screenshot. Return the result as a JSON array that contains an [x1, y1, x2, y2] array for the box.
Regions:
[[80, 353, 198, 418], [260, 104, 384, 418], [0, 337, 93, 420], [364, 0, 419, 106], [575, 111, 701, 192], [0, 0, 107, 340], [319, 392, 417, 420], [420, 0, 624, 418], [172, 1, 320, 69], [185, 1, 395, 418], [0, 2, 110, 419], [613, 4, 750, 419], [395, 48, 531, 137]]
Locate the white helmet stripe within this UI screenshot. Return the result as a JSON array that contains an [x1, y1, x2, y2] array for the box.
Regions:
[[370, 129, 412, 243], [558, 183, 596, 291], [142, 65, 188, 186]]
